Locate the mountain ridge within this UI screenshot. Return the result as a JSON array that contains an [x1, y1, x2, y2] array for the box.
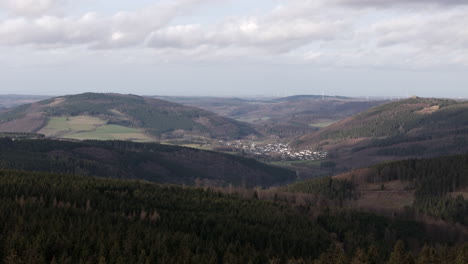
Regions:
[[295, 97, 468, 169], [0, 93, 258, 141]]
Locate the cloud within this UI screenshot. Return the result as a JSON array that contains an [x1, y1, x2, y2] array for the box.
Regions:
[[147, 1, 350, 54], [146, 18, 346, 53], [0, 0, 212, 49], [0, 0, 67, 17], [0, 0, 467, 69], [335, 0, 468, 8]]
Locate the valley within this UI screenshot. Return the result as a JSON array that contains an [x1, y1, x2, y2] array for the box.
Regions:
[[2, 1, 467, 262], [160, 95, 387, 139], [1, 93, 468, 263]]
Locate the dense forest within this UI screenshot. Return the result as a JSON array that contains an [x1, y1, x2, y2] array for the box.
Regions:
[[369, 155, 468, 225], [296, 98, 468, 162], [0, 138, 295, 188], [320, 98, 468, 140], [281, 176, 355, 202], [1, 170, 467, 263], [286, 153, 468, 227]]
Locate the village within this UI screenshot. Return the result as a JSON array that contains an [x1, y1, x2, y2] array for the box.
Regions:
[[220, 140, 328, 161]]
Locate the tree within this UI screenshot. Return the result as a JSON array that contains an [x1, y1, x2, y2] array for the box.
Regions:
[[416, 245, 439, 264], [315, 245, 348, 264], [351, 248, 369, 264], [455, 244, 468, 264], [367, 245, 380, 264], [387, 241, 414, 264]]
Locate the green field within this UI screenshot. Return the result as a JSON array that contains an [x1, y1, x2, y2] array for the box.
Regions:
[[309, 120, 337, 128], [39, 116, 155, 142], [65, 125, 154, 142], [40, 116, 106, 135]]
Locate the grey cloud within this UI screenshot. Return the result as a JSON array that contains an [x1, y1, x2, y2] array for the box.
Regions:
[[0, 0, 68, 17], [0, 0, 213, 49], [146, 16, 347, 54], [1, 0, 468, 69], [336, 0, 468, 7]]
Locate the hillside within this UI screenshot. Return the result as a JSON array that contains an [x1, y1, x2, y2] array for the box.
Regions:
[[1, 170, 467, 263], [160, 95, 387, 138], [0, 138, 295, 188], [284, 153, 468, 226], [296, 97, 468, 169], [0, 93, 257, 141]]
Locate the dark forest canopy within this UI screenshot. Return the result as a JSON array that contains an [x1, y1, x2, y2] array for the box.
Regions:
[[0, 170, 466, 264], [0, 138, 295, 188], [285, 153, 468, 226]]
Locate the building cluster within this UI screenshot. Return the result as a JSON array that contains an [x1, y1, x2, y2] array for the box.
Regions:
[[221, 141, 328, 161]]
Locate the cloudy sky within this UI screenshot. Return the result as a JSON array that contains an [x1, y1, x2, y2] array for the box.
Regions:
[[1, 0, 467, 97]]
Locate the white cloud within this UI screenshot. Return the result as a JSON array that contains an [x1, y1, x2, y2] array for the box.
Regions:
[[0, 0, 213, 49], [335, 0, 468, 8], [0, 0, 67, 17], [147, 1, 349, 54], [0, 0, 467, 69]]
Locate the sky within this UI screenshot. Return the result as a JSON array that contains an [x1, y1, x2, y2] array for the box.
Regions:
[[0, 0, 467, 98]]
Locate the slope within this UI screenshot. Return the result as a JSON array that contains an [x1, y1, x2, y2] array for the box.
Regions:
[[161, 95, 387, 138], [284, 153, 468, 226], [0, 138, 295, 188], [296, 97, 468, 169], [0, 93, 257, 141], [1, 170, 466, 263]]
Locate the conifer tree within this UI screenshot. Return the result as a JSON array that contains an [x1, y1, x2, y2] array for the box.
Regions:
[[387, 241, 414, 264], [416, 245, 439, 264], [367, 245, 380, 264], [351, 248, 369, 264]]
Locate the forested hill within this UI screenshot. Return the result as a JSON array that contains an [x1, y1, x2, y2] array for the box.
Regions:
[[295, 97, 468, 169], [161, 95, 386, 139], [0, 138, 295, 188], [1, 170, 467, 263], [284, 153, 468, 226], [0, 93, 257, 140], [300, 97, 468, 143]]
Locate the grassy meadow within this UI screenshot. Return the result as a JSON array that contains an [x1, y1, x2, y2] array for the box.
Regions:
[[39, 116, 155, 142]]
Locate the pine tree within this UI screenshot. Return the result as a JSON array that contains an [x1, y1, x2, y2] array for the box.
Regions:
[[367, 245, 380, 264], [4, 250, 23, 264], [315, 245, 348, 264], [416, 245, 439, 264], [387, 240, 414, 264], [351, 248, 369, 264], [454, 244, 468, 264]]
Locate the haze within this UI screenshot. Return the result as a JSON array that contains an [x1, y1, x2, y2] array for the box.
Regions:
[[1, 0, 467, 97]]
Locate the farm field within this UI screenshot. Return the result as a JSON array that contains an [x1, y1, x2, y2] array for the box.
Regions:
[[39, 116, 155, 142], [39, 116, 106, 136], [309, 120, 337, 128], [65, 125, 154, 142]]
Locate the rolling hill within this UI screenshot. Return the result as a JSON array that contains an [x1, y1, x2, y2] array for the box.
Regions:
[[159, 95, 387, 138], [0, 138, 296, 188], [282, 153, 468, 228], [296, 97, 468, 169], [0, 93, 257, 141]]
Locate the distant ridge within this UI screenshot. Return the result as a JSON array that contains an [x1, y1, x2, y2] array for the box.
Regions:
[[296, 97, 468, 168], [268, 95, 352, 103]]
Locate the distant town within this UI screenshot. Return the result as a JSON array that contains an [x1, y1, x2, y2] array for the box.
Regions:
[[218, 141, 328, 161]]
